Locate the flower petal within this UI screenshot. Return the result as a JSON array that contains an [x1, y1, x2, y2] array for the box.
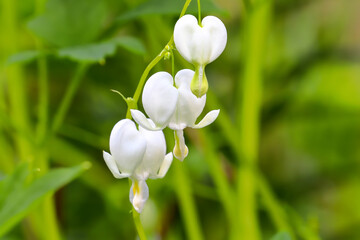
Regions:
[[129, 179, 149, 213], [202, 16, 227, 63], [136, 123, 167, 177], [109, 119, 146, 174], [192, 109, 220, 129], [142, 71, 179, 127], [103, 151, 131, 179], [168, 69, 206, 130], [150, 152, 173, 179], [173, 130, 188, 161], [131, 109, 163, 131], [174, 15, 227, 65]]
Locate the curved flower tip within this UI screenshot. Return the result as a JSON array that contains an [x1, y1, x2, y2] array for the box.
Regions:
[[173, 130, 189, 161], [155, 153, 173, 178], [103, 151, 131, 179], [131, 109, 164, 131], [174, 14, 227, 66], [130, 180, 149, 213], [192, 109, 220, 129]]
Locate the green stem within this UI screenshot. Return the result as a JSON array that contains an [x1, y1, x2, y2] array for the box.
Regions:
[[126, 0, 192, 119], [173, 160, 204, 240], [51, 63, 89, 134], [236, 1, 271, 239], [197, 0, 201, 25], [196, 130, 236, 238], [132, 207, 147, 240], [2, 0, 32, 163], [35, 49, 48, 143], [257, 174, 295, 238], [170, 48, 175, 78]]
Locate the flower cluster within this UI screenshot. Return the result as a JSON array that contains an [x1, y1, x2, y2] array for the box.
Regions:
[[103, 14, 227, 213]]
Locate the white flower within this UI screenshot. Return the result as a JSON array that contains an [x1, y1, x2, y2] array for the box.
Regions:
[[103, 119, 173, 213], [174, 15, 227, 97], [131, 69, 219, 161]]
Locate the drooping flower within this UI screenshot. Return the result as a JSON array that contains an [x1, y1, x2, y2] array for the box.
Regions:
[[131, 69, 219, 161], [174, 15, 227, 97], [103, 119, 173, 212]]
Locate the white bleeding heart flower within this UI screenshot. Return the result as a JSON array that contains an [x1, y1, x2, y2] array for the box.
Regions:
[[103, 119, 173, 213], [174, 15, 227, 97], [131, 69, 220, 161], [130, 72, 179, 131]]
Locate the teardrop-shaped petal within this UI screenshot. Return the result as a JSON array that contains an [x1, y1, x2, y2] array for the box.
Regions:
[[131, 109, 164, 131], [142, 72, 179, 127], [192, 109, 220, 129], [174, 15, 227, 65], [129, 179, 149, 213], [168, 69, 206, 130], [135, 122, 167, 177], [103, 151, 131, 179], [109, 119, 146, 174], [173, 130, 188, 161]]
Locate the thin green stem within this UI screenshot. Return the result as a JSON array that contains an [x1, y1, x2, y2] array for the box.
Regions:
[[236, 1, 271, 239], [170, 48, 175, 78], [132, 207, 147, 240], [257, 174, 295, 238], [51, 63, 89, 135], [2, 0, 32, 163], [197, 0, 201, 25], [180, 0, 192, 18], [35, 50, 48, 143], [126, 0, 192, 119], [196, 130, 236, 238], [173, 160, 204, 240], [35, 0, 48, 145]]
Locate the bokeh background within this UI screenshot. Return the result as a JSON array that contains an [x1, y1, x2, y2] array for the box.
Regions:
[[1, 0, 360, 239]]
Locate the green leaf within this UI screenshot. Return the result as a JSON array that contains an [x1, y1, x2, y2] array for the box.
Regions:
[[113, 37, 146, 56], [116, 0, 226, 23], [270, 232, 292, 240], [57, 37, 146, 63], [6, 50, 40, 65], [0, 163, 91, 237], [28, 0, 107, 47]]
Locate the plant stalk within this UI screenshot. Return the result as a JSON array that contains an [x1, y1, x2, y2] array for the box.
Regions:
[[236, 0, 271, 239]]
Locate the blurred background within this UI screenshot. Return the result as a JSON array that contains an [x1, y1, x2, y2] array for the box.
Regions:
[[1, 0, 360, 239]]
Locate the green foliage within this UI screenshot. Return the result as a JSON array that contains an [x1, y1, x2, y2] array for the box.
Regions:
[[1, 0, 360, 239], [0, 163, 89, 237], [270, 232, 292, 240], [28, 0, 107, 47], [57, 37, 146, 63], [116, 0, 226, 23], [6, 50, 40, 65]]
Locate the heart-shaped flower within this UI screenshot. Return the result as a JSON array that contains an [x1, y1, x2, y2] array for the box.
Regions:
[[131, 69, 220, 160], [174, 15, 227, 97], [174, 15, 227, 65], [103, 119, 173, 212]]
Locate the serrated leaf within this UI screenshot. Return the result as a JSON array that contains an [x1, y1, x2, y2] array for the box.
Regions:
[[0, 163, 90, 237], [6, 50, 40, 65], [57, 37, 146, 63], [116, 0, 226, 23], [270, 232, 292, 240], [28, 0, 107, 47]]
